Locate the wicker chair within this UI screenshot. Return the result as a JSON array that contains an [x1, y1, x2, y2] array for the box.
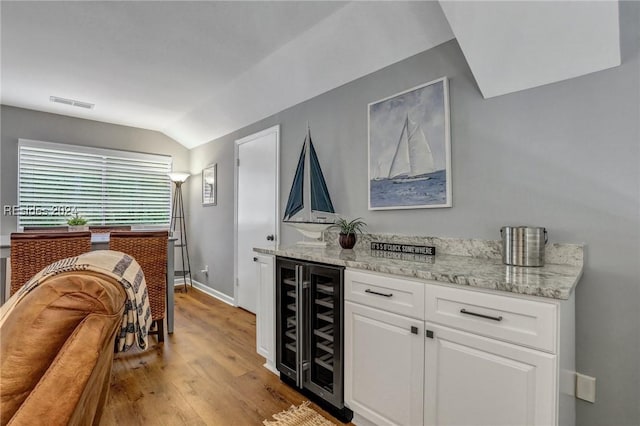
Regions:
[[9, 232, 92, 296], [109, 231, 168, 342], [89, 225, 132, 234], [23, 226, 70, 233]]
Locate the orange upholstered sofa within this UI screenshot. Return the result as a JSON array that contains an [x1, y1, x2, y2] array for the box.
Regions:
[[0, 271, 126, 426]]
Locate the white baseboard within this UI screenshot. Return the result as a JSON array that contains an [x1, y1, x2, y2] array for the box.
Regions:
[[263, 361, 279, 376], [174, 279, 235, 306], [352, 412, 377, 426]]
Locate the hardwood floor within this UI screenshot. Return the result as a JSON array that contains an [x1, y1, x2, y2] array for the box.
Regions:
[[102, 288, 350, 425]]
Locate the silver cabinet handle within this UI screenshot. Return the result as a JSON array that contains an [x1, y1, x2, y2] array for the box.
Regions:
[[460, 308, 503, 322], [365, 288, 393, 297]]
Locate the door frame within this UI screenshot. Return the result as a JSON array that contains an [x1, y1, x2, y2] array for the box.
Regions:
[[234, 124, 280, 307]]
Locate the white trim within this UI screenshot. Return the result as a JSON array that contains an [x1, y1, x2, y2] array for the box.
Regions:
[[233, 125, 280, 308], [18, 138, 171, 163], [174, 279, 235, 306], [263, 361, 279, 376], [234, 141, 239, 307]]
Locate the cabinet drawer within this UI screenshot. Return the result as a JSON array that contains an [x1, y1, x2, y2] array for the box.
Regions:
[[425, 285, 557, 353], [345, 270, 425, 320]]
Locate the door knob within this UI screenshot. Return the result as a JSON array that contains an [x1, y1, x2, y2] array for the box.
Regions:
[[266, 234, 275, 241]]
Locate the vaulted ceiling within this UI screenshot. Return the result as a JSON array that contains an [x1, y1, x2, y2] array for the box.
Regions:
[[0, 1, 621, 149]]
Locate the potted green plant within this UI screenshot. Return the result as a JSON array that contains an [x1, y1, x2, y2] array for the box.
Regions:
[[67, 212, 88, 231], [331, 217, 367, 249]]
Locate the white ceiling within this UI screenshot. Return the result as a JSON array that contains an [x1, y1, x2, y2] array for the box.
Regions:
[[0, 1, 621, 149], [0, 1, 454, 148], [439, 0, 620, 99]]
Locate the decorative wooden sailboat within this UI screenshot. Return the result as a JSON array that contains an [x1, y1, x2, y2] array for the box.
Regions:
[[387, 114, 435, 182], [283, 125, 336, 246]]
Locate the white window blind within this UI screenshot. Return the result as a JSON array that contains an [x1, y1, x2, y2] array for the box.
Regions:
[[18, 139, 172, 227]]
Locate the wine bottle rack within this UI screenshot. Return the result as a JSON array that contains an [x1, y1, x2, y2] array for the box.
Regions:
[[276, 259, 346, 415]]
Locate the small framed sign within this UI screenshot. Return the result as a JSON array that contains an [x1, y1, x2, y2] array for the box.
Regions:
[[370, 241, 436, 256], [202, 164, 217, 206]]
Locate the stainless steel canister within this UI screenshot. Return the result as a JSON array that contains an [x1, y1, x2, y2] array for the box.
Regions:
[[500, 226, 548, 267]]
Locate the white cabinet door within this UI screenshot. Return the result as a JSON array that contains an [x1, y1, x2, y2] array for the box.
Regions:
[[424, 323, 556, 426], [345, 301, 424, 426], [255, 253, 276, 372]]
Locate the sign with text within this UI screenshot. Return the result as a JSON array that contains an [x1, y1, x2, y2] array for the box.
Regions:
[[370, 250, 435, 264], [370, 242, 436, 256]]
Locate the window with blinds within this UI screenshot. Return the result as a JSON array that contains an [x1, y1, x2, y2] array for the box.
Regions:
[[18, 139, 172, 228]]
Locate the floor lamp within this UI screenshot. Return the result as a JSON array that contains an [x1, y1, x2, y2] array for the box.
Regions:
[[168, 172, 193, 292]]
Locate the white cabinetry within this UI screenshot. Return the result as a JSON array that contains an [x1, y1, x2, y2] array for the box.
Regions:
[[424, 324, 555, 426], [345, 270, 427, 426], [254, 253, 277, 374], [345, 301, 424, 426], [344, 269, 575, 426]]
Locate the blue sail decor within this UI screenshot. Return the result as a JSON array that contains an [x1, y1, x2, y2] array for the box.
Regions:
[[283, 144, 306, 220], [283, 125, 336, 246], [308, 141, 335, 215]]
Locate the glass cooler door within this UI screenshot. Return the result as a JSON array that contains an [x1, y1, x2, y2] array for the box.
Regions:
[[276, 259, 300, 383], [304, 264, 343, 407]]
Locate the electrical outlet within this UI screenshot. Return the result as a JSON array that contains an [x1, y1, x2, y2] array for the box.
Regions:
[[576, 373, 596, 403], [200, 265, 209, 275]]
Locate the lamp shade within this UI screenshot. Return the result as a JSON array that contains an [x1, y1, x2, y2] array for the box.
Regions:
[[168, 172, 190, 183]]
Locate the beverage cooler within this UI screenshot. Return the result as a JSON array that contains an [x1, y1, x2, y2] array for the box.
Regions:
[[275, 257, 352, 421]]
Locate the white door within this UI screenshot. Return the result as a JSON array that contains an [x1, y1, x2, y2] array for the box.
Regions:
[[235, 125, 279, 313], [424, 323, 556, 426], [345, 301, 424, 426]]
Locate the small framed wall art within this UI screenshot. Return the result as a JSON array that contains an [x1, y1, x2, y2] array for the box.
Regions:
[[202, 163, 217, 206], [368, 76, 451, 210]]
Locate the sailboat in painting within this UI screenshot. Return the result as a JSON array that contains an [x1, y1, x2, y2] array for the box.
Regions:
[[387, 113, 436, 183], [369, 112, 447, 208], [283, 125, 336, 246]]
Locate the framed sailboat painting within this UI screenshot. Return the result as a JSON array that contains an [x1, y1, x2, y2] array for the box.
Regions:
[[368, 76, 451, 210]]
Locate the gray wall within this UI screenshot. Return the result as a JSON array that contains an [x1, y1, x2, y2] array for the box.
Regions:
[[0, 105, 190, 233], [189, 3, 639, 424], [188, 137, 236, 296]]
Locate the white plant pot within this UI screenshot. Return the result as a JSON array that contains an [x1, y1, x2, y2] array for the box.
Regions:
[[68, 225, 89, 232]]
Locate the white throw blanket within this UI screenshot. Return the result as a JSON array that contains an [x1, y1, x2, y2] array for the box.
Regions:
[[0, 250, 153, 352]]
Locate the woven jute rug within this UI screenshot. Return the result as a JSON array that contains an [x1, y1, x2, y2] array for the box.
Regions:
[[263, 401, 336, 426]]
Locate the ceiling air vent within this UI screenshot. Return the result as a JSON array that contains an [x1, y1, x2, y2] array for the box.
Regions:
[[49, 96, 95, 110]]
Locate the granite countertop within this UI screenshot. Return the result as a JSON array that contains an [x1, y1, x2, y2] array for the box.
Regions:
[[254, 243, 584, 300]]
